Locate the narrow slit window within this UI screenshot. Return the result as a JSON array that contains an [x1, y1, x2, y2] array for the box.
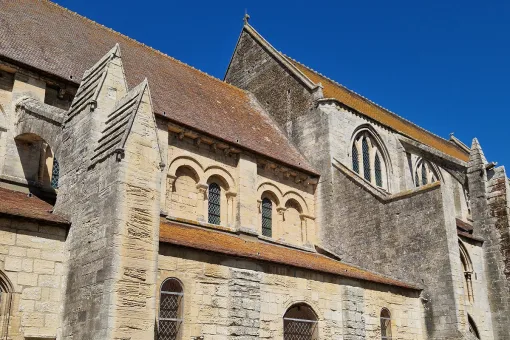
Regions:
[[362, 138, 371, 181], [375, 154, 382, 187], [208, 183, 221, 225], [51, 158, 59, 189], [352, 144, 359, 174], [159, 278, 183, 340], [421, 162, 428, 185], [380, 308, 392, 340], [261, 198, 272, 237]]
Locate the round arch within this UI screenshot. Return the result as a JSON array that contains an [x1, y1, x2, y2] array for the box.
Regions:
[[204, 166, 236, 192], [257, 182, 284, 207], [283, 191, 309, 215], [168, 156, 205, 184]]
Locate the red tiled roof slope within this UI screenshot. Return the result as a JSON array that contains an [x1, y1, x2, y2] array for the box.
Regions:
[[160, 220, 419, 290], [0, 0, 316, 174], [287, 59, 469, 162], [0, 187, 69, 225]]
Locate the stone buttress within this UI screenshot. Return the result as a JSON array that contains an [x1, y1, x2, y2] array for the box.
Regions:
[[53, 45, 164, 340]]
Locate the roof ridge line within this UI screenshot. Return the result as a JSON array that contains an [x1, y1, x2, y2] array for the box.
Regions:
[[285, 55, 463, 148], [42, 0, 247, 95]]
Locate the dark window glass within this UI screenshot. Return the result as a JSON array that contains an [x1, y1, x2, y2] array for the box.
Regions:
[[208, 183, 221, 225], [415, 171, 420, 187], [362, 138, 371, 181], [262, 198, 272, 237], [375, 154, 382, 187], [352, 144, 359, 174], [51, 158, 59, 189], [421, 162, 428, 185], [159, 278, 183, 340]]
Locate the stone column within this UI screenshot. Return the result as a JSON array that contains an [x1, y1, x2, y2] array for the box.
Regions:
[[196, 183, 208, 222]]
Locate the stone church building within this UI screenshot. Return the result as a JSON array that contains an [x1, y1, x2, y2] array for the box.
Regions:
[[0, 1, 509, 339]]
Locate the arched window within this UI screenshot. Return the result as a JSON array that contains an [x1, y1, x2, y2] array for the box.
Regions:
[[0, 271, 14, 338], [51, 158, 59, 189], [362, 138, 371, 181], [351, 130, 387, 189], [352, 143, 359, 174], [261, 198, 272, 237], [415, 159, 438, 187], [283, 303, 318, 340], [159, 278, 184, 340], [208, 183, 221, 225], [380, 308, 392, 340], [459, 241, 474, 303], [468, 315, 480, 339]]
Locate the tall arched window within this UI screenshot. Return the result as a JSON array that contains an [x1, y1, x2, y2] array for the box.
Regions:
[[261, 198, 272, 237], [468, 315, 480, 339], [159, 278, 184, 340], [283, 303, 318, 340], [380, 308, 392, 340], [208, 183, 221, 225], [459, 241, 474, 303], [415, 159, 438, 187], [351, 130, 387, 189], [51, 158, 59, 189]]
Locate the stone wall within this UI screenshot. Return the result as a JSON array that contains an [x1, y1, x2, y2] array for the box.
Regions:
[[158, 243, 425, 339], [0, 216, 66, 339]]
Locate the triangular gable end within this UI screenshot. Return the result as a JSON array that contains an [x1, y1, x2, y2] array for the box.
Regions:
[[66, 44, 128, 123], [91, 79, 164, 168]]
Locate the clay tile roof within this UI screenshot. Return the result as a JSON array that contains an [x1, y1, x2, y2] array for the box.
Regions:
[[0, 187, 69, 225], [160, 220, 420, 290], [286, 58, 469, 162], [0, 0, 317, 175]]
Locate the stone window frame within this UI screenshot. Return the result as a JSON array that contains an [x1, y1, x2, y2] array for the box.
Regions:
[[414, 158, 439, 187], [158, 277, 184, 340], [380, 308, 392, 340], [283, 303, 319, 340], [459, 240, 475, 304], [468, 314, 480, 339], [350, 127, 390, 191], [0, 270, 14, 339]]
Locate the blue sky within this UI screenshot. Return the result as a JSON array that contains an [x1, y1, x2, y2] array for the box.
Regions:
[[55, 0, 509, 167]]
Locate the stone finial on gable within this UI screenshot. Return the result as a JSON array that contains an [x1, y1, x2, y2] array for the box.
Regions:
[[66, 44, 128, 123]]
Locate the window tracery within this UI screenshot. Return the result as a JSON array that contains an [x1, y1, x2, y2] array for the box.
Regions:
[[414, 158, 438, 187], [351, 130, 387, 189], [459, 241, 474, 304]]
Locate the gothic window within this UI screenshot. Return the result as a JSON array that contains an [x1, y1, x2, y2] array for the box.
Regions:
[[159, 278, 183, 340], [208, 183, 221, 225], [262, 198, 272, 237], [352, 144, 359, 174], [380, 308, 392, 340], [375, 154, 382, 187], [51, 158, 59, 189], [362, 138, 371, 181], [0, 271, 13, 338], [468, 315, 480, 339], [283, 303, 318, 340], [459, 241, 474, 303], [415, 159, 438, 187], [351, 130, 387, 189]]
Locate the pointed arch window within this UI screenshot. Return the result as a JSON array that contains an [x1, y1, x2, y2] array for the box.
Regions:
[[208, 183, 221, 225], [159, 278, 183, 340], [415, 158, 438, 187], [468, 315, 480, 339], [459, 241, 474, 303], [380, 308, 392, 340], [51, 158, 59, 189], [351, 130, 387, 189], [261, 198, 272, 237]]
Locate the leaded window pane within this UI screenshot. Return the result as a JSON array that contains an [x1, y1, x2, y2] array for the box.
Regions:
[[352, 144, 359, 174], [262, 198, 272, 237], [51, 158, 59, 189], [208, 183, 221, 225], [283, 304, 318, 340], [362, 138, 371, 181], [421, 162, 428, 185], [159, 279, 183, 340], [375, 154, 382, 187]]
